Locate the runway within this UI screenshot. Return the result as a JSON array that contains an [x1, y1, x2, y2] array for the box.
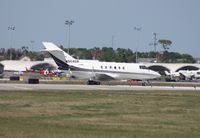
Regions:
[[0, 83, 199, 91]]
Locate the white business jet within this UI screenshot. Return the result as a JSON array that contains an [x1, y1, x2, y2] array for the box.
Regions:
[[179, 70, 200, 80], [165, 70, 200, 81], [42, 42, 160, 84]]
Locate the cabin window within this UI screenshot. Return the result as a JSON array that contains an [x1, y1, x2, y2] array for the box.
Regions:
[[101, 66, 103, 69], [110, 66, 112, 69], [118, 67, 121, 70], [197, 72, 200, 75], [114, 66, 116, 69], [105, 66, 107, 69], [122, 67, 125, 70]]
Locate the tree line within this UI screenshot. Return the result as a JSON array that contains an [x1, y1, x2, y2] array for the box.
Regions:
[[0, 46, 195, 63]]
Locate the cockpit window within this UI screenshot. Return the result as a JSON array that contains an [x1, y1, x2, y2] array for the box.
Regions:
[[139, 65, 149, 69]]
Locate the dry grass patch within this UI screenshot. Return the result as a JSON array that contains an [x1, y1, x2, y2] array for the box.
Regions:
[[0, 90, 200, 138]]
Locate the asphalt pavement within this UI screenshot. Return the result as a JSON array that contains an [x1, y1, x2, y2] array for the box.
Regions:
[[0, 83, 199, 91]]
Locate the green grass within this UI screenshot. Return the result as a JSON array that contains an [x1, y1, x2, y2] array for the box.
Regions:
[[0, 90, 200, 138]]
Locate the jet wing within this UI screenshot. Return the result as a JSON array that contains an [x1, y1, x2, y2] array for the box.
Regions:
[[95, 73, 119, 81]]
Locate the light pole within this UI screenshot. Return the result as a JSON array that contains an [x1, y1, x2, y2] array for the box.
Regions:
[[149, 32, 158, 62], [65, 20, 74, 54], [153, 32, 158, 53], [111, 35, 115, 48], [8, 25, 15, 60], [134, 27, 142, 63], [30, 40, 35, 52]]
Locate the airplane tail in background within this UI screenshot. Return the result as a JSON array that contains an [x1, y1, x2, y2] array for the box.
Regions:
[[42, 42, 74, 70]]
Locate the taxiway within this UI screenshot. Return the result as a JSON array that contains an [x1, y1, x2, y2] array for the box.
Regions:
[[0, 83, 199, 91]]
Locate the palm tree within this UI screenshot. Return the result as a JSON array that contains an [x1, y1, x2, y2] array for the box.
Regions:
[[21, 46, 29, 56]]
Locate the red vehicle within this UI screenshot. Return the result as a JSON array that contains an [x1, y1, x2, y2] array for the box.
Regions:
[[25, 67, 61, 76]]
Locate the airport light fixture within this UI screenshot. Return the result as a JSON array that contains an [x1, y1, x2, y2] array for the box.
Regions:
[[65, 20, 74, 54], [8, 25, 15, 60], [134, 26, 142, 63]]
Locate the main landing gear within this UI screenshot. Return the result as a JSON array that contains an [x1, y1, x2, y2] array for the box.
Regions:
[[87, 80, 101, 85], [141, 80, 151, 86]]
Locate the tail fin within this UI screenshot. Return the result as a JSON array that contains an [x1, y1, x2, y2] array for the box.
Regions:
[[42, 42, 73, 70], [42, 42, 75, 60]]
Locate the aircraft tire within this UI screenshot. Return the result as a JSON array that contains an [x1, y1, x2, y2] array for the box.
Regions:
[[87, 80, 101, 85]]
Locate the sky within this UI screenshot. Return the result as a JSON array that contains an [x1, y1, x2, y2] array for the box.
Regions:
[[0, 0, 200, 57]]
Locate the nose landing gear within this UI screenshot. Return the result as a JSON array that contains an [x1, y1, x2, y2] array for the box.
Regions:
[[87, 80, 101, 85]]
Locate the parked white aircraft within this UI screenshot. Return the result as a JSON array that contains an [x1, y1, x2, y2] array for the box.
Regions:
[[165, 70, 200, 81], [42, 42, 161, 84], [179, 70, 200, 80]]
